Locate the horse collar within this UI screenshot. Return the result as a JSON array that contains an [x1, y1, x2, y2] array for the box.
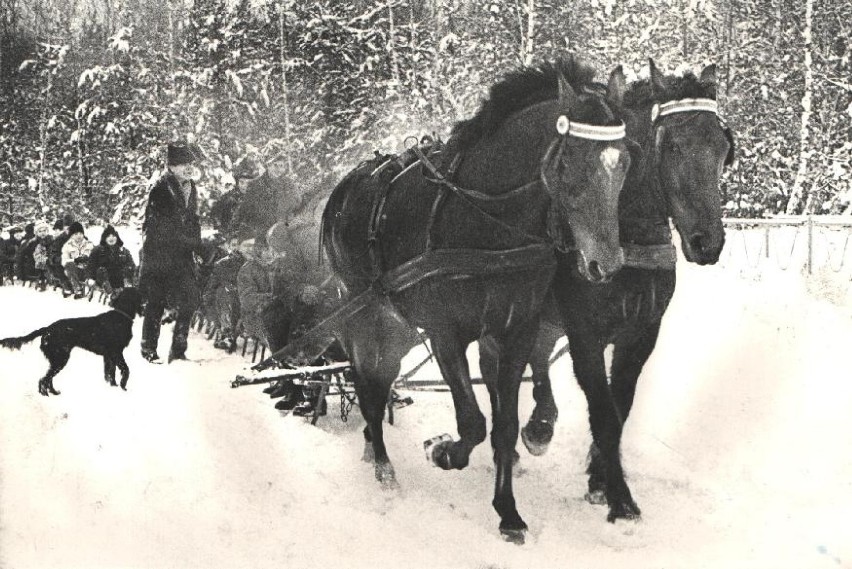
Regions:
[[112, 308, 134, 321]]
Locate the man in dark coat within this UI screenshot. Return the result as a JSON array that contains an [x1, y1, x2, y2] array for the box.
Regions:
[[231, 149, 303, 245], [138, 143, 204, 364], [87, 225, 136, 296]]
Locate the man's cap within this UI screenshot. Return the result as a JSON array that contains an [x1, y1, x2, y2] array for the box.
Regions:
[[168, 143, 203, 167], [67, 222, 85, 236]]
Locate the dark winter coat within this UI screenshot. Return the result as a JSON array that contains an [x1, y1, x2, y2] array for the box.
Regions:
[[237, 257, 273, 339], [239, 255, 319, 317], [209, 189, 243, 235], [88, 226, 136, 290], [138, 170, 202, 292], [48, 231, 72, 271], [15, 234, 53, 280], [232, 172, 302, 243], [1, 236, 21, 272], [203, 251, 245, 307], [237, 258, 272, 319]]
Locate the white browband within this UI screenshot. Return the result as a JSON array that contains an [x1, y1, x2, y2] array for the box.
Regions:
[[651, 98, 718, 122], [557, 115, 626, 141]]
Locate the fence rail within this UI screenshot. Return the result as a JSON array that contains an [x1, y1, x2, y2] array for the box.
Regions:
[[721, 215, 852, 275]]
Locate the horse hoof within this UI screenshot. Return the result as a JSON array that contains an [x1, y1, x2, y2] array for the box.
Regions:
[[375, 463, 399, 490], [362, 444, 375, 463], [424, 434, 454, 468], [500, 528, 527, 545], [521, 421, 553, 456], [607, 501, 642, 523], [584, 489, 607, 505]]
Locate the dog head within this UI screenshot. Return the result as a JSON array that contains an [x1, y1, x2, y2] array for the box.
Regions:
[[111, 287, 145, 318]]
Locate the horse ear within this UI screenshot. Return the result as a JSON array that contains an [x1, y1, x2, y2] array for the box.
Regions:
[[699, 63, 718, 86], [558, 73, 576, 106], [700, 63, 718, 98], [648, 58, 666, 96], [606, 65, 626, 109]]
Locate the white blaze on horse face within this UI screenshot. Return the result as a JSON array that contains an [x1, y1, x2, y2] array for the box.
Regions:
[[600, 147, 621, 175]]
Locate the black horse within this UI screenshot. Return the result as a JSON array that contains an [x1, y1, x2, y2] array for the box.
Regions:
[[321, 58, 630, 542], [481, 60, 734, 524]]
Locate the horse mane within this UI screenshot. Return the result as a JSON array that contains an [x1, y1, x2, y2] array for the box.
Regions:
[[450, 57, 600, 151], [624, 72, 717, 108]]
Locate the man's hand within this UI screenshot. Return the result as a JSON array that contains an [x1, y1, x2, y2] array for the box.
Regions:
[[298, 285, 321, 306]]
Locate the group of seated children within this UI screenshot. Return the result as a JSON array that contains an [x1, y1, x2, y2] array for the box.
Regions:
[[1, 218, 135, 299]]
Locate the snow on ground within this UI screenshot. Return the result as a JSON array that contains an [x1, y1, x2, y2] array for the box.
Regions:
[[2, 235, 852, 569]]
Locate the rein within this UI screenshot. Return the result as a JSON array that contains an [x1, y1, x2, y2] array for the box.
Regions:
[[409, 116, 626, 252]]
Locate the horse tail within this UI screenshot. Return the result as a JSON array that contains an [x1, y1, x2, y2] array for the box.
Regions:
[[0, 328, 47, 350]]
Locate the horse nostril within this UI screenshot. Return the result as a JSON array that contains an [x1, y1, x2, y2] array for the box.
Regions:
[[587, 260, 604, 282], [689, 234, 705, 254]]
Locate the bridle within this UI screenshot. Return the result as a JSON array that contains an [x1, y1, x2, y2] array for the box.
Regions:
[[645, 97, 732, 215], [540, 117, 626, 253], [619, 97, 732, 269], [413, 100, 627, 253]]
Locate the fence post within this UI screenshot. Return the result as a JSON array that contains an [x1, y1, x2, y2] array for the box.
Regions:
[[765, 225, 770, 258], [806, 215, 814, 274]]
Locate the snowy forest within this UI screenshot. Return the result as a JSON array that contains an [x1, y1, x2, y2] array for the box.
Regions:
[[0, 0, 850, 226]]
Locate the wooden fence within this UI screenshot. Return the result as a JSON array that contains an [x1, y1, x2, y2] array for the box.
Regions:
[[721, 216, 852, 276]]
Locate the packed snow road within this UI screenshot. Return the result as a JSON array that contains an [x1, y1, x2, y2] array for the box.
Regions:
[[1, 259, 851, 569]]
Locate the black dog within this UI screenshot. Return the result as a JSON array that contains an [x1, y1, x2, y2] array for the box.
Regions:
[[0, 287, 144, 395]]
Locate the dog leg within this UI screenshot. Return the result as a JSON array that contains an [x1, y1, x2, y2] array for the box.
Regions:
[[116, 353, 130, 391], [40, 340, 70, 396], [40, 357, 68, 396], [103, 356, 117, 387]]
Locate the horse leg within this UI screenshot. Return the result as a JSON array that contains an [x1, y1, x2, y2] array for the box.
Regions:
[[479, 338, 520, 467], [520, 323, 562, 455], [567, 330, 640, 522], [344, 307, 413, 488], [587, 321, 662, 506], [351, 365, 399, 488], [428, 333, 487, 471], [490, 318, 539, 543]]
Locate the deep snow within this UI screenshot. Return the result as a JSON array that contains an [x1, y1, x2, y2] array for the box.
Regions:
[[1, 230, 851, 569]]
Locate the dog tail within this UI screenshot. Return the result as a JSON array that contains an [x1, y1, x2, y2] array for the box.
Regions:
[[0, 328, 47, 350]]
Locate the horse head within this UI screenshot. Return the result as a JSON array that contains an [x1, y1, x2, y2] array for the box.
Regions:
[[540, 66, 631, 282], [645, 59, 732, 265], [452, 58, 631, 283]]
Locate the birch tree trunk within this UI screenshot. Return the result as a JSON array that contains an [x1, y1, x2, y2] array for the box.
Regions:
[[278, 7, 293, 175], [785, 0, 814, 214], [431, 0, 443, 111], [520, 0, 536, 65], [387, 0, 401, 91], [75, 115, 90, 196]]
